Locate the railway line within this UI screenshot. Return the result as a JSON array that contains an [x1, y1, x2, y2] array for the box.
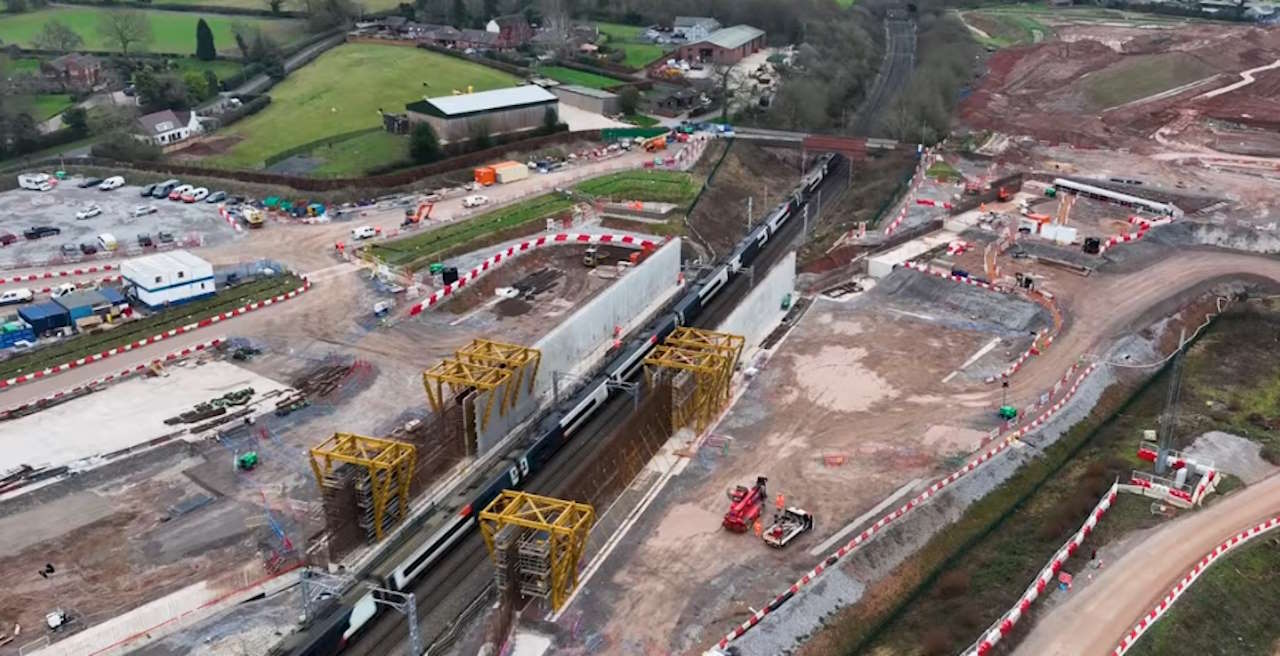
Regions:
[[853, 14, 917, 136], [281, 152, 852, 656]]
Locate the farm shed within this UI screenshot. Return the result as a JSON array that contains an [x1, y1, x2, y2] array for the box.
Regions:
[[405, 86, 559, 142]]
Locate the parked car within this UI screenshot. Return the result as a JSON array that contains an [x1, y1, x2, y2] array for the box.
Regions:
[[24, 226, 60, 240], [141, 183, 157, 197], [0, 232, 16, 246], [152, 179, 179, 198], [133, 205, 157, 217], [168, 184, 193, 201], [50, 283, 76, 298], [137, 233, 153, 247], [157, 231, 175, 244], [60, 243, 78, 256], [350, 225, 377, 240], [76, 204, 102, 220], [98, 176, 125, 191], [78, 177, 103, 189], [205, 190, 226, 203], [462, 194, 489, 208], [79, 243, 97, 255], [182, 187, 208, 203], [0, 289, 33, 306]]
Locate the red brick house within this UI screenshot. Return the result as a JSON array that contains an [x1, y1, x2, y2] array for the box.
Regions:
[[40, 54, 103, 89], [485, 14, 533, 49]]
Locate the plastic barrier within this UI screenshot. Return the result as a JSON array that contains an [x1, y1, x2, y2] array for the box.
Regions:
[[0, 265, 116, 283], [0, 278, 310, 390], [1098, 217, 1173, 255], [218, 204, 244, 233], [0, 337, 225, 419], [1111, 515, 1280, 656], [406, 233, 659, 316], [965, 483, 1120, 655], [713, 360, 1101, 650], [898, 260, 997, 291]]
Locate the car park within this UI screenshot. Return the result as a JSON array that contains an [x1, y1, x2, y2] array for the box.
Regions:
[[76, 204, 102, 220], [0, 233, 16, 246], [98, 176, 125, 191], [78, 177, 104, 189], [206, 190, 227, 203], [24, 226, 60, 240], [168, 184, 193, 201], [133, 205, 158, 217], [0, 289, 33, 306]]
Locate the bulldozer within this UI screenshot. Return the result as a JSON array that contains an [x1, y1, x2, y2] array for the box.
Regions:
[[723, 476, 768, 532]]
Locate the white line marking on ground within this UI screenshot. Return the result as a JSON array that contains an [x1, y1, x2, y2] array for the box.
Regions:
[[808, 478, 923, 557], [885, 308, 936, 321]]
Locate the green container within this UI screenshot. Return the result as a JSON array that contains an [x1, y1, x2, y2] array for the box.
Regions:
[[2, 321, 23, 333], [998, 405, 1018, 420], [1045, 187, 1057, 198], [237, 451, 259, 470], [429, 263, 445, 274]]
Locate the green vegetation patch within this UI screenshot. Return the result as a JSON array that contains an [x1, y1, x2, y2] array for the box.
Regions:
[[0, 274, 302, 381], [175, 57, 242, 80], [369, 194, 574, 270], [208, 43, 517, 169], [574, 170, 700, 205], [1082, 52, 1221, 110], [963, 11, 1051, 49], [0, 7, 302, 54], [535, 65, 624, 90], [26, 94, 74, 121], [622, 113, 659, 127], [596, 22, 666, 69], [305, 130, 408, 177], [926, 159, 962, 182], [1124, 534, 1280, 656]]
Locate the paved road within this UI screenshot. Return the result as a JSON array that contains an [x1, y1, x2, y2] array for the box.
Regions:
[[1013, 472, 1280, 656]]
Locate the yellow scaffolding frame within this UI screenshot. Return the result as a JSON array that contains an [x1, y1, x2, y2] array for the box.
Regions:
[[422, 339, 541, 432], [478, 490, 595, 612], [309, 433, 416, 542], [644, 327, 743, 433]]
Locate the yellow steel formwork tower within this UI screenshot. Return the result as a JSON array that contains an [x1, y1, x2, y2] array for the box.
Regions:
[[478, 490, 595, 612], [309, 433, 416, 542], [644, 327, 744, 433], [422, 339, 541, 432]]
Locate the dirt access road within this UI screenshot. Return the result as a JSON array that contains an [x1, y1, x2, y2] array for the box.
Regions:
[[1012, 472, 1280, 656]]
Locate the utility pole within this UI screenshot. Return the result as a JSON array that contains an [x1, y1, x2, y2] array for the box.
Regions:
[[746, 196, 753, 231], [1155, 327, 1188, 476]]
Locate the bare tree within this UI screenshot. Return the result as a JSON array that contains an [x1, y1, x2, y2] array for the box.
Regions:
[[96, 11, 153, 58], [33, 19, 84, 51], [711, 62, 749, 123], [540, 0, 570, 47]]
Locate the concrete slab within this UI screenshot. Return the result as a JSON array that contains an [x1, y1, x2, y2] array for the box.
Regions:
[[0, 489, 112, 553], [0, 360, 290, 472]]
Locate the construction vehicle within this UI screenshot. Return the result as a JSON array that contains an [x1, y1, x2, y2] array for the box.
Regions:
[[642, 135, 667, 152], [403, 202, 434, 226], [723, 476, 767, 532], [763, 507, 814, 548], [242, 207, 264, 229], [964, 181, 981, 195], [583, 245, 599, 268]]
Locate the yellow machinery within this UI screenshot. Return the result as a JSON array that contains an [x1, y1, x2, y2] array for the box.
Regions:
[[644, 327, 744, 433], [583, 245, 599, 268], [478, 490, 595, 612], [242, 207, 264, 229], [422, 339, 541, 432], [309, 433, 416, 542]]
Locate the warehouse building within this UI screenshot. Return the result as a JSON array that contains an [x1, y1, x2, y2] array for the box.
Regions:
[[122, 250, 216, 309], [676, 24, 766, 65], [405, 86, 559, 142], [551, 85, 621, 115]]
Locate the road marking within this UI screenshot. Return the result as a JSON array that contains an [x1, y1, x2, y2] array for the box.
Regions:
[[808, 478, 922, 557], [944, 337, 1003, 383]]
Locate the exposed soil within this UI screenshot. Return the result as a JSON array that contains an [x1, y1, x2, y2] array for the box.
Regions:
[[441, 244, 637, 315]]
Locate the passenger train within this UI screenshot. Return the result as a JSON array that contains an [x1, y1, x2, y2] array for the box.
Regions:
[[293, 150, 843, 655]]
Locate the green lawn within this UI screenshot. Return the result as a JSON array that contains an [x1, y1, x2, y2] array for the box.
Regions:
[[26, 94, 74, 120], [536, 65, 624, 89], [1082, 52, 1222, 110], [623, 113, 659, 127], [308, 130, 408, 177], [963, 11, 1051, 49], [207, 43, 517, 169], [370, 194, 574, 270], [926, 159, 962, 181], [175, 57, 242, 80], [157, 0, 402, 10], [597, 22, 666, 69], [0, 7, 302, 54], [6, 56, 41, 75], [575, 170, 700, 205]]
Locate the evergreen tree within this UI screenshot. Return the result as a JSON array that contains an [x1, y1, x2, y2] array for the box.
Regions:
[[195, 18, 216, 61]]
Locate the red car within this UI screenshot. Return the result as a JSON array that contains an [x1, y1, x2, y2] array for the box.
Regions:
[[181, 192, 196, 203], [0, 232, 16, 246]]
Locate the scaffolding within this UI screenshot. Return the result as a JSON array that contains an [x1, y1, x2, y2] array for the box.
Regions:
[[422, 339, 541, 433], [644, 327, 744, 433], [309, 433, 416, 543], [478, 490, 595, 612]]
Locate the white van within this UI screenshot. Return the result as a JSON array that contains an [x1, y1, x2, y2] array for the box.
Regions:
[[462, 195, 489, 208], [97, 233, 118, 251], [18, 173, 54, 191], [350, 225, 377, 240], [98, 176, 125, 191], [50, 283, 76, 298], [0, 288, 33, 306]]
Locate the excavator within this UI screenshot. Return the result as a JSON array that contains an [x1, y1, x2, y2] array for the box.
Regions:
[[723, 476, 768, 532], [402, 202, 434, 226]]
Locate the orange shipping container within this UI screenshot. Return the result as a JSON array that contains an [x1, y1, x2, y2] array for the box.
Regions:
[[474, 167, 496, 186]]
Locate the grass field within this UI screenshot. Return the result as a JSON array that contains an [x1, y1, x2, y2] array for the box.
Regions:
[[26, 94, 74, 120], [623, 113, 659, 127], [536, 65, 624, 89], [369, 194, 574, 270], [1082, 52, 1221, 110], [0, 274, 301, 381], [963, 11, 1051, 49], [7, 56, 41, 74], [1124, 536, 1280, 656], [926, 159, 962, 181], [597, 22, 666, 69], [574, 170, 700, 205], [307, 130, 408, 177], [207, 43, 517, 169], [175, 57, 242, 80], [0, 7, 302, 54], [158, 0, 402, 10]]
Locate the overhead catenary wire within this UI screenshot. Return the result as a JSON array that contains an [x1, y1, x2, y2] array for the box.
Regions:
[[1090, 295, 1230, 369]]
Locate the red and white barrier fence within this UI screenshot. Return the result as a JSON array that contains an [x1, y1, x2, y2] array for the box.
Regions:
[[986, 333, 1044, 384], [899, 260, 997, 291], [218, 204, 243, 233], [0, 337, 226, 419], [713, 360, 1101, 651], [1111, 515, 1280, 656], [965, 483, 1120, 656], [406, 233, 659, 316], [0, 265, 117, 284], [1098, 216, 1174, 255], [25, 276, 124, 294], [0, 278, 310, 391]]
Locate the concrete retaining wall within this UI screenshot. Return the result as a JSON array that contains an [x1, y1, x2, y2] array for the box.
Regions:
[[717, 251, 796, 352], [475, 238, 683, 454]]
